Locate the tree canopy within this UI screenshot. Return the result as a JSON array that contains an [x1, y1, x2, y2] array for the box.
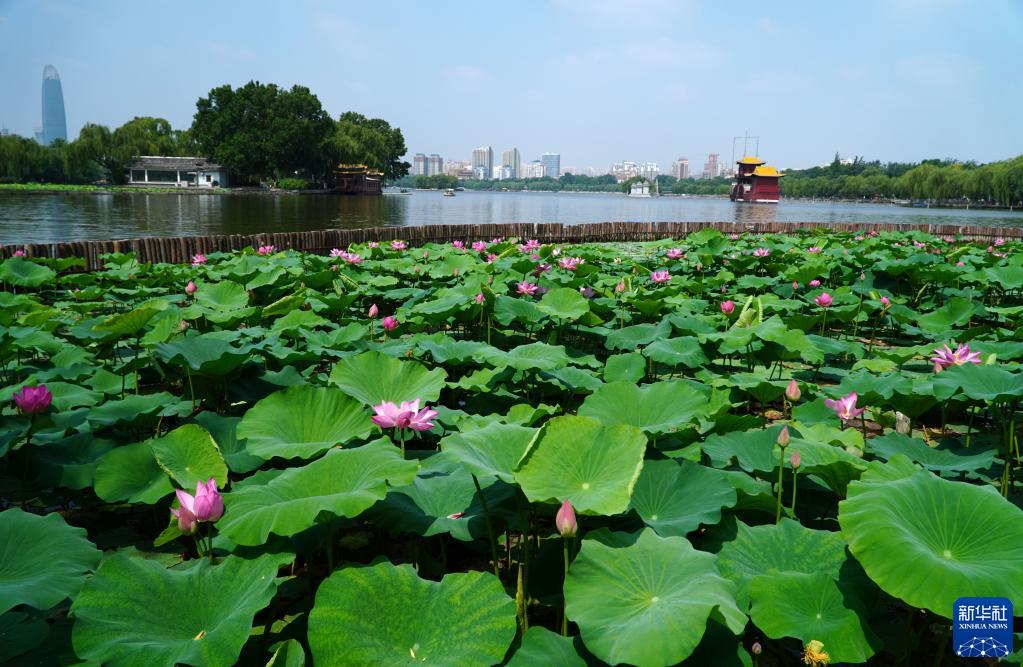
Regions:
[[332, 112, 410, 181]]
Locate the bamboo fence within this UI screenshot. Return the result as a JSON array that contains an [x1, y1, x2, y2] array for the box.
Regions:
[[3, 220, 1022, 270]]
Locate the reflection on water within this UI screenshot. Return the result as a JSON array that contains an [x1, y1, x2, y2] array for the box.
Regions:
[[1, 190, 1021, 244]]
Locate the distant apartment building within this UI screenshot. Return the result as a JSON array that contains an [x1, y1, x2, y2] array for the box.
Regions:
[[523, 161, 545, 178], [427, 154, 443, 175], [471, 146, 494, 180], [672, 158, 690, 180], [541, 153, 561, 179], [412, 153, 428, 176], [501, 148, 521, 179], [443, 160, 474, 179], [638, 162, 660, 181], [611, 161, 639, 183], [702, 153, 720, 179]]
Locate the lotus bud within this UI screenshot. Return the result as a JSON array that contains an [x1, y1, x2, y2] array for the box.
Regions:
[[720, 300, 735, 315], [475, 293, 485, 304], [777, 425, 790, 448], [180, 320, 189, 331], [423, 250, 429, 260], [185, 281, 197, 295], [792, 281, 799, 290], [751, 642, 762, 656], [615, 280, 626, 293], [13, 385, 52, 415], [880, 296, 890, 308], [555, 499, 577, 538], [791, 450, 801, 469], [368, 304, 379, 318], [785, 379, 801, 402], [381, 316, 398, 331]]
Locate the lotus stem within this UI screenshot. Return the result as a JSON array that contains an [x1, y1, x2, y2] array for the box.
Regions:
[[819, 309, 828, 338], [398, 428, 406, 459], [561, 537, 571, 636], [790, 468, 798, 520], [775, 450, 785, 524], [471, 473, 501, 579]]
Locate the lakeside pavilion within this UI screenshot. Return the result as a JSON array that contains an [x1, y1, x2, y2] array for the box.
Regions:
[[126, 156, 230, 188]]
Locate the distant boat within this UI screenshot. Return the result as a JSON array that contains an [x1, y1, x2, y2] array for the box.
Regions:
[[443, 189, 456, 197], [730, 156, 783, 203], [384, 188, 412, 195]]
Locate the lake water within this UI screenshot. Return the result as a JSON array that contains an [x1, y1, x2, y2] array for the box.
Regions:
[[1, 190, 1022, 244]]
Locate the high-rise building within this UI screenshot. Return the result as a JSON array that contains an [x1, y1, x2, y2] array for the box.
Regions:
[[40, 65, 67, 146], [541, 153, 561, 179], [427, 154, 443, 176], [611, 161, 639, 183], [672, 158, 690, 180], [524, 161, 545, 178], [471, 146, 493, 180], [412, 153, 428, 176], [702, 153, 720, 180], [501, 148, 521, 179], [638, 162, 660, 180]]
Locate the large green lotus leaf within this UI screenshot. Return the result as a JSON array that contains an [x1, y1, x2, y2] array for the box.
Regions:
[[578, 380, 707, 434], [194, 412, 263, 474], [701, 425, 787, 472], [484, 341, 572, 371], [269, 309, 328, 335], [839, 468, 1023, 616], [154, 336, 253, 376], [368, 469, 487, 541], [93, 303, 164, 336], [0, 611, 49, 662], [837, 370, 913, 401], [308, 562, 515, 666], [329, 350, 447, 405], [218, 439, 417, 545], [87, 392, 189, 428], [194, 280, 250, 311], [237, 385, 372, 461], [71, 553, 279, 667], [94, 442, 173, 504], [536, 287, 590, 321], [603, 352, 646, 383], [38, 381, 102, 411], [0, 258, 56, 287], [715, 519, 848, 609], [493, 294, 544, 326], [0, 510, 101, 614], [915, 297, 974, 334], [932, 363, 1023, 402], [748, 571, 878, 664], [513, 415, 646, 516], [629, 460, 736, 536], [642, 336, 709, 368], [148, 424, 228, 490], [565, 529, 745, 667], [31, 433, 117, 490], [416, 333, 494, 364], [506, 626, 598, 667], [439, 421, 538, 483], [866, 432, 996, 474], [605, 323, 663, 350], [265, 638, 306, 667]]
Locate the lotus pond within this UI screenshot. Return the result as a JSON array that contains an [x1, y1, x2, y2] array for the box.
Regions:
[[2, 229, 1023, 666]]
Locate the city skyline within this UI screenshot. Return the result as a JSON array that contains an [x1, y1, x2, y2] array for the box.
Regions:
[[1, 2, 1020, 170]]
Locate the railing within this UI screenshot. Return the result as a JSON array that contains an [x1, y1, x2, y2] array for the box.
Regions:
[[3, 220, 1021, 270]]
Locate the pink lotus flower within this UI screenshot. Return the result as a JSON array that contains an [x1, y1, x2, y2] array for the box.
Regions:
[[752, 248, 771, 257], [807, 247, 822, 254], [666, 248, 684, 259], [615, 280, 626, 293], [777, 425, 790, 447], [191, 253, 207, 266], [485, 253, 498, 263], [368, 304, 379, 318], [556, 499, 577, 538], [452, 241, 465, 249], [956, 261, 965, 267], [729, 233, 740, 240], [930, 343, 981, 371], [422, 250, 430, 260], [517, 281, 539, 296], [879, 296, 890, 308], [785, 379, 801, 401], [472, 241, 487, 252], [381, 315, 398, 331], [171, 478, 223, 534], [809, 279, 821, 287], [649, 270, 671, 284], [491, 237, 504, 243], [185, 281, 197, 295], [995, 237, 1006, 246], [579, 286, 595, 299], [368, 241, 380, 248], [257, 245, 276, 256], [533, 263, 552, 276], [854, 235, 865, 241], [792, 281, 799, 290], [180, 320, 190, 331], [720, 300, 735, 315], [814, 292, 833, 308], [391, 240, 407, 250], [329, 248, 345, 258], [791, 450, 801, 468], [12, 249, 26, 257], [824, 392, 865, 422], [519, 239, 541, 253], [371, 399, 437, 431], [13, 385, 52, 415], [344, 253, 362, 265], [913, 241, 926, 249], [558, 257, 584, 270], [475, 293, 485, 304]]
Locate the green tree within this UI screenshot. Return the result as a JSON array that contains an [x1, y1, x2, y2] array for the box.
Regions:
[[331, 112, 410, 181]]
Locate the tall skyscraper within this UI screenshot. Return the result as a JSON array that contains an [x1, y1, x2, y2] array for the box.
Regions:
[[702, 153, 720, 179], [541, 153, 561, 179], [40, 65, 67, 146], [471, 146, 493, 180], [427, 154, 443, 176], [672, 158, 690, 180], [412, 153, 428, 176], [501, 148, 521, 179]]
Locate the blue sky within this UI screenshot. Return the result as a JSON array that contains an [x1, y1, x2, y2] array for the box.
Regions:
[[1, 0, 1020, 171]]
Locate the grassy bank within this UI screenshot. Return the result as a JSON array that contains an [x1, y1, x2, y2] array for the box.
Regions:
[[0, 182, 231, 195]]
